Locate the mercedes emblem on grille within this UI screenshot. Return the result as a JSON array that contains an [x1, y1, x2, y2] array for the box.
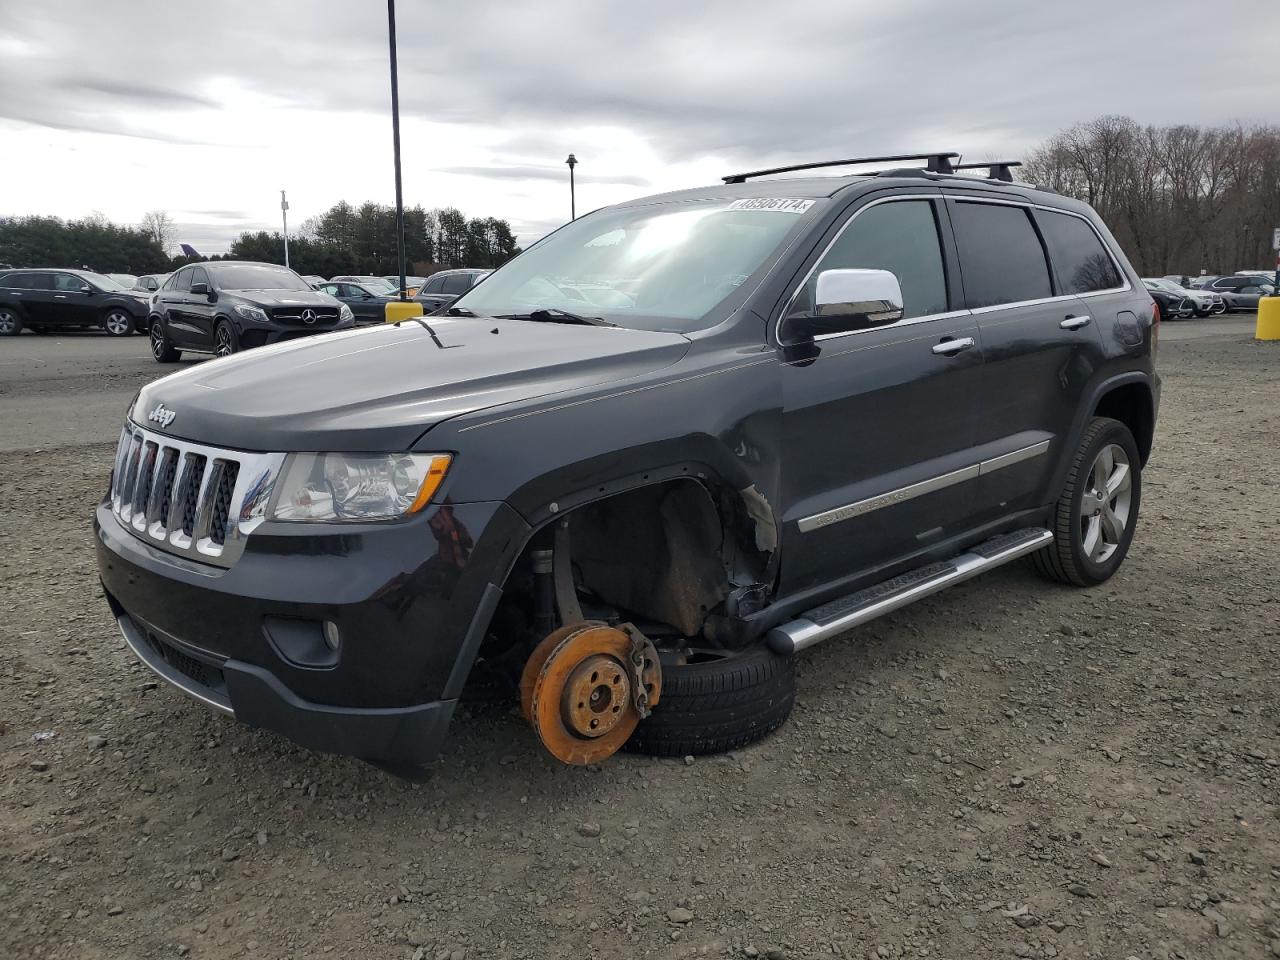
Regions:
[[147, 403, 176, 428], [302, 308, 317, 325]]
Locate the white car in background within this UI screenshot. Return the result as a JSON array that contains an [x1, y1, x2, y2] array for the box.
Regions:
[[1144, 278, 1225, 317]]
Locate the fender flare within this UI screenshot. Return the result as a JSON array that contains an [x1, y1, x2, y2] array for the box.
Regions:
[[1050, 371, 1155, 493]]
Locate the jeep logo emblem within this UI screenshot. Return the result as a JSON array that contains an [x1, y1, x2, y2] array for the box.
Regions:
[[302, 308, 317, 325], [147, 403, 176, 428]]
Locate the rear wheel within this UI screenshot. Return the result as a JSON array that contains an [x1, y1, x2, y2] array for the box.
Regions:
[[102, 308, 133, 337], [150, 320, 181, 363], [1033, 417, 1141, 587], [0, 307, 23, 336], [625, 645, 795, 757]]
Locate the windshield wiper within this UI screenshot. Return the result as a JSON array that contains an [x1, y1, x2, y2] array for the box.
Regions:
[[500, 308, 618, 327], [445, 306, 479, 317]]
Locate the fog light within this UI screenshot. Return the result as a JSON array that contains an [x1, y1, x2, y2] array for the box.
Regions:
[[323, 620, 341, 651]]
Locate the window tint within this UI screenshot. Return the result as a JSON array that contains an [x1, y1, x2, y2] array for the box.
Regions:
[[791, 200, 947, 323], [442, 273, 472, 295], [423, 275, 446, 294], [172, 268, 194, 292], [54, 273, 88, 291], [2, 272, 33, 288], [951, 202, 1053, 308], [26, 273, 55, 290], [1037, 210, 1121, 294]]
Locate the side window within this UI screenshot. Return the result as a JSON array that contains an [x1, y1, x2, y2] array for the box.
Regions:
[[950, 202, 1053, 308], [3, 272, 32, 288], [172, 267, 194, 292], [1037, 210, 1122, 294], [442, 273, 472, 295], [54, 273, 88, 292], [423, 275, 446, 294], [27, 273, 55, 290], [791, 200, 948, 323], [320, 284, 341, 296], [190, 267, 209, 289]]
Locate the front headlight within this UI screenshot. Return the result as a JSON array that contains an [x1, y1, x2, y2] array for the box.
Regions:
[[338, 304, 354, 322], [234, 303, 269, 324], [268, 452, 452, 522]]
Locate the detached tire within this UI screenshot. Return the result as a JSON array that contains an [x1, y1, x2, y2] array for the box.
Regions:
[[1033, 416, 1142, 587], [625, 645, 794, 757]]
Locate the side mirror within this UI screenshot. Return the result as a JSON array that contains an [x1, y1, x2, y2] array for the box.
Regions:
[[784, 268, 905, 341], [190, 282, 209, 296], [80, 284, 95, 294]]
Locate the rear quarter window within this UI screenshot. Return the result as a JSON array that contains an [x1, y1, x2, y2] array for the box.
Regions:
[[950, 201, 1053, 308], [1037, 210, 1122, 294]]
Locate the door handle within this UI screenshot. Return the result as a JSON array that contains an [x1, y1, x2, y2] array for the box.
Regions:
[[1060, 315, 1092, 330], [54, 294, 67, 299], [932, 336, 975, 356]]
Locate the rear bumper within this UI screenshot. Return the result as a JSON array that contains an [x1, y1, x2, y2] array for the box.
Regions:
[[114, 607, 455, 765]]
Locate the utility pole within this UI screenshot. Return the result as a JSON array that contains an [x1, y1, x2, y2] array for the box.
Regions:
[[280, 190, 290, 268], [387, 0, 407, 300], [566, 153, 577, 221]]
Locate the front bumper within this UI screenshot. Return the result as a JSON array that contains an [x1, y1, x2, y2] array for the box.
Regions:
[[237, 315, 355, 349], [96, 496, 527, 765]]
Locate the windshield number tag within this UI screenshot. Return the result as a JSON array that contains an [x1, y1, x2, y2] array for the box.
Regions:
[[727, 198, 814, 214]]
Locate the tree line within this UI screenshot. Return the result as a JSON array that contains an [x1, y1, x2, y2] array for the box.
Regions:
[[0, 202, 522, 278], [1023, 117, 1280, 277]]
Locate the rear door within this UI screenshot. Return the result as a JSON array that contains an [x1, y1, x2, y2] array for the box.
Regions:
[[2, 272, 50, 322], [949, 198, 1111, 524], [777, 192, 987, 596]]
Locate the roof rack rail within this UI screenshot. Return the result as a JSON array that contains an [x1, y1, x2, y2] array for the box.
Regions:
[[722, 152, 959, 184], [952, 160, 1023, 183]]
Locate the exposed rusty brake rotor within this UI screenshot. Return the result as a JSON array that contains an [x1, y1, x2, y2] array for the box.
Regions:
[[520, 622, 662, 765]]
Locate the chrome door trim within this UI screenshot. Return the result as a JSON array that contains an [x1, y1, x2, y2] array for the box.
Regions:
[[797, 438, 1051, 533]]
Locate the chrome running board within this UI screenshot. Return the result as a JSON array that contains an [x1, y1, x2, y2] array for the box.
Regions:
[[767, 527, 1054, 655]]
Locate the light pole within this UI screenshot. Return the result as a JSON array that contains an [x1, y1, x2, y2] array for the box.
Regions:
[[566, 153, 577, 221], [280, 189, 290, 268], [387, 0, 407, 300]]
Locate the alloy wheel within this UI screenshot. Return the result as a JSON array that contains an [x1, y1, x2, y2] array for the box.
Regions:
[[1079, 443, 1132, 564], [150, 324, 165, 360], [215, 325, 234, 357], [0, 310, 16, 334], [105, 311, 131, 336]]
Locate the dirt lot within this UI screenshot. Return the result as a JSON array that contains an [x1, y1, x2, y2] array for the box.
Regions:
[[3, 321, 1279, 960]]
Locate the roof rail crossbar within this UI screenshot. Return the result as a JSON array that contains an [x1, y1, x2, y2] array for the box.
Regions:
[[722, 152, 959, 184], [952, 160, 1023, 183]]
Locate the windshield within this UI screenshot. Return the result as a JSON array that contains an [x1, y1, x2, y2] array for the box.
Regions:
[[211, 264, 313, 291], [453, 198, 820, 332], [84, 272, 127, 291]]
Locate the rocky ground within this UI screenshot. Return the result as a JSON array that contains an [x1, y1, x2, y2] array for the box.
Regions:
[[2, 326, 1278, 960]]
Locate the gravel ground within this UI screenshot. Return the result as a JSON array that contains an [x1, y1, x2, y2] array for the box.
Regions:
[[2, 322, 1279, 960]]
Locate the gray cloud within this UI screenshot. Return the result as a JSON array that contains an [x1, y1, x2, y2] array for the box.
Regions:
[[59, 76, 220, 109], [438, 164, 649, 187]]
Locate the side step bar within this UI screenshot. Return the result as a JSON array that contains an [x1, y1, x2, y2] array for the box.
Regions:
[[767, 527, 1054, 655]]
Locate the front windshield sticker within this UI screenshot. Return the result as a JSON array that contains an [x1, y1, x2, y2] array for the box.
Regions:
[[727, 198, 815, 214]]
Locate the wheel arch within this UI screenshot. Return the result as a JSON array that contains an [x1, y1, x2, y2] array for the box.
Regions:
[[1090, 377, 1155, 466]]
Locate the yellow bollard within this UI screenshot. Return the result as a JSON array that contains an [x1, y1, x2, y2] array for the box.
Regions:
[[384, 299, 424, 324], [1257, 297, 1280, 341]]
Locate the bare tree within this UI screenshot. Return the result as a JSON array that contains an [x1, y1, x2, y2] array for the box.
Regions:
[[140, 210, 175, 254]]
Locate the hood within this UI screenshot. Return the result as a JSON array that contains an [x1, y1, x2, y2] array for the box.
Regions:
[[132, 317, 691, 452], [226, 289, 339, 308]]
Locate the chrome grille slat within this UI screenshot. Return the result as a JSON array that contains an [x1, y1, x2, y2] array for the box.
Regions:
[[108, 422, 287, 570]]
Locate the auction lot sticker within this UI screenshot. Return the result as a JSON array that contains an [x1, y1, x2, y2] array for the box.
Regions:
[[728, 198, 815, 214]]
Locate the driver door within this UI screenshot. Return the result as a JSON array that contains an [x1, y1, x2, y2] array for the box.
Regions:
[[51, 272, 98, 325], [776, 194, 985, 597]]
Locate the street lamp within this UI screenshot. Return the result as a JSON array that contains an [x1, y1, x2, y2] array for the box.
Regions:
[[566, 153, 577, 221], [387, 0, 407, 300], [280, 190, 290, 268]]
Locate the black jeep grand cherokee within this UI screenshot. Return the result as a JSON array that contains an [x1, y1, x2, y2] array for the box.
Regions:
[[147, 261, 354, 361], [96, 153, 1159, 774]]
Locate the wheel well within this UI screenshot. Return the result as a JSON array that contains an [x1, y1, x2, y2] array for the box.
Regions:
[[1093, 382, 1154, 465], [490, 477, 775, 659]]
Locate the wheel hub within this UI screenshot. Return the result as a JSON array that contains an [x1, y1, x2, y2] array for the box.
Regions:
[[561, 654, 630, 738]]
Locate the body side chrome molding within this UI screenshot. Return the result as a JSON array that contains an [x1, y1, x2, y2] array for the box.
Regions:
[[797, 438, 1050, 533]]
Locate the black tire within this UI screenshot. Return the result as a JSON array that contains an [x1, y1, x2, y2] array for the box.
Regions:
[[1194, 308, 1210, 318], [1032, 417, 1142, 587], [624, 645, 795, 757], [150, 320, 181, 363], [214, 319, 239, 357], [102, 308, 133, 337], [0, 306, 23, 336]]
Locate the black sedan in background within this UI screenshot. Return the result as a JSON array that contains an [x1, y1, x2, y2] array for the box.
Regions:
[[1141, 279, 1194, 320], [317, 280, 393, 324], [147, 261, 354, 362], [412, 268, 490, 313], [0, 268, 150, 336]]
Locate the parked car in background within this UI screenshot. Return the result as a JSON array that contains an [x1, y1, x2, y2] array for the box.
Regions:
[[1142, 278, 1224, 316], [330, 275, 397, 295], [1187, 276, 1217, 289], [1206, 275, 1276, 310], [134, 273, 170, 293], [107, 273, 138, 288], [412, 268, 490, 313], [382, 275, 427, 296], [0, 268, 150, 336], [1141, 279, 1193, 320], [146, 261, 354, 362], [300, 275, 326, 288], [317, 280, 393, 324]]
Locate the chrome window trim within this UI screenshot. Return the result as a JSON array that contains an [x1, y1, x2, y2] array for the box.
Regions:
[[797, 438, 1050, 533]]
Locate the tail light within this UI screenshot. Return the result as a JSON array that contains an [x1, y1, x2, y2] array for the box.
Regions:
[[1150, 299, 1159, 358]]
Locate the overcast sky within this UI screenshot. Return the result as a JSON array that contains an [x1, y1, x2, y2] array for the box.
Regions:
[[3, 0, 1276, 254]]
